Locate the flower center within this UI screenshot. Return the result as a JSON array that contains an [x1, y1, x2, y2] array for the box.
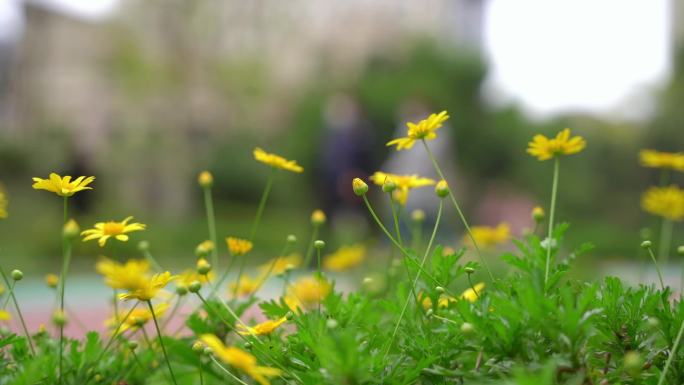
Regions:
[[103, 222, 125, 235]]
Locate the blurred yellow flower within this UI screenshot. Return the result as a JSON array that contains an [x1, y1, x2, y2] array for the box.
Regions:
[[177, 269, 213, 290], [532, 206, 545, 222], [96, 257, 150, 291], [197, 170, 214, 188], [386, 110, 449, 150], [229, 275, 260, 298], [641, 185, 684, 221], [237, 316, 287, 336], [32, 173, 95, 197], [0, 282, 4, 295], [259, 254, 302, 276], [369, 171, 436, 205], [0, 310, 11, 322], [639, 149, 684, 172], [195, 240, 215, 258], [323, 244, 366, 271], [82, 216, 146, 247], [311, 209, 326, 226], [253, 147, 303, 173], [461, 283, 485, 303], [527, 128, 586, 161], [226, 237, 253, 256], [0, 184, 7, 219], [419, 291, 455, 310], [119, 272, 177, 301], [200, 334, 282, 385], [466, 223, 511, 248], [106, 302, 169, 333], [285, 276, 332, 311], [45, 273, 59, 289]]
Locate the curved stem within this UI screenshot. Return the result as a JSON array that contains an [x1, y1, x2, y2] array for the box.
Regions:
[[647, 247, 666, 291], [382, 200, 443, 361], [210, 355, 248, 385], [658, 218, 673, 266], [658, 317, 684, 385], [147, 300, 178, 385], [203, 186, 219, 271], [543, 157, 560, 292], [99, 302, 140, 359], [303, 225, 319, 269], [0, 265, 34, 355], [388, 196, 404, 247], [421, 140, 494, 281]]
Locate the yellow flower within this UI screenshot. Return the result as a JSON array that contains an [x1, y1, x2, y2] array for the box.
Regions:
[[466, 223, 511, 248], [106, 302, 169, 333], [0, 184, 7, 219], [96, 257, 150, 290], [195, 240, 215, 258], [461, 283, 485, 303], [387, 110, 449, 150], [32, 173, 95, 197], [45, 273, 59, 288], [419, 291, 455, 310], [200, 334, 282, 385], [532, 206, 545, 222], [198, 170, 214, 188], [177, 269, 213, 289], [369, 171, 436, 205], [641, 185, 684, 221], [253, 147, 303, 173], [259, 254, 302, 276], [119, 272, 177, 301], [639, 149, 684, 172], [229, 275, 260, 298], [311, 209, 326, 226], [237, 316, 288, 336], [0, 310, 11, 322], [323, 244, 366, 271], [82, 216, 146, 247], [226, 237, 253, 256], [284, 276, 332, 311], [527, 128, 586, 161]]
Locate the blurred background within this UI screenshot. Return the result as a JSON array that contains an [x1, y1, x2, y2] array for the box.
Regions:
[[0, 0, 682, 283]]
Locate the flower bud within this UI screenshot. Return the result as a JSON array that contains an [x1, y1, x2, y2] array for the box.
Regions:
[[137, 240, 150, 252], [128, 341, 139, 350], [314, 240, 326, 249], [464, 266, 476, 275], [45, 273, 59, 289], [94, 374, 103, 383], [382, 178, 397, 193], [287, 234, 297, 245], [11, 270, 23, 281], [195, 241, 214, 258], [678, 245, 684, 256], [311, 210, 326, 226], [198, 171, 213, 188], [188, 280, 202, 293], [647, 317, 660, 330], [243, 341, 253, 350], [176, 285, 188, 296], [63, 219, 80, 240], [435, 180, 449, 198], [411, 209, 426, 223], [623, 351, 642, 376], [196, 258, 212, 275], [52, 310, 67, 326], [425, 309, 434, 319], [326, 319, 338, 329], [435, 286, 445, 293], [203, 347, 213, 356], [460, 322, 474, 335], [192, 341, 203, 353], [531, 206, 545, 222], [286, 311, 294, 321], [640, 240, 652, 249], [352, 178, 368, 196]]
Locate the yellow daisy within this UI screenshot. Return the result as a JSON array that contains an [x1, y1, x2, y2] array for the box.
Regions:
[[32, 173, 95, 197], [253, 148, 303, 173], [200, 334, 282, 385], [387, 110, 450, 150], [0, 310, 11, 322], [81, 216, 146, 247], [527, 128, 586, 161], [229, 275, 261, 298], [237, 316, 288, 336], [284, 276, 332, 311], [95, 257, 150, 291], [323, 244, 366, 271], [369, 171, 436, 205], [119, 272, 177, 301], [466, 223, 511, 248], [258, 254, 302, 276], [641, 185, 684, 221], [419, 291, 455, 310], [177, 269, 214, 290], [461, 283, 485, 303], [226, 237, 253, 256], [639, 149, 684, 172]]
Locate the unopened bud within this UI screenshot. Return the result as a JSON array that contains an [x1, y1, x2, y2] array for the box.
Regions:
[[382, 178, 397, 193], [195, 241, 214, 258], [52, 310, 67, 326], [45, 274, 59, 288], [352, 178, 368, 196], [623, 351, 642, 375], [137, 240, 150, 252], [460, 322, 474, 335], [286, 234, 297, 245], [314, 240, 325, 249], [192, 341, 203, 353], [128, 341, 139, 350], [198, 171, 214, 188], [11, 270, 23, 281], [677, 245, 684, 256], [641, 240, 652, 249], [285, 311, 294, 321], [311, 210, 326, 226], [465, 266, 475, 274], [176, 285, 188, 296], [63, 219, 80, 240], [435, 286, 445, 293], [203, 347, 213, 356], [243, 341, 253, 350], [326, 319, 338, 329], [532, 206, 545, 222], [196, 258, 212, 275], [425, 309, 434, 319], [435, 180, 449, 198], [411, 209, 425, 223], [188, 280, 202, 293]]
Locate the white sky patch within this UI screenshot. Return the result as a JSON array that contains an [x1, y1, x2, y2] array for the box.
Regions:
[[483, 0, 671, 121]]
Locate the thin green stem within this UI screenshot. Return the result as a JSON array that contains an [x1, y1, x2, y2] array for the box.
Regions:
[[254, 240, 292, 293], [543, 157, 560, 292], [658, 316, 684, 385], [210, 355, 248, 385], [198, 355, 205, 385], [58, 239, 72, 384], [147, 300, 178, 385], [421, 140, 494, 281], [303, 225, 319, 268], [161, 295, 184, 331], [383, 200, 443, 362], [1, 281, 15, 309], [647, 247, 666, 291], [0, 265, 34, 355], [316, 246, 322, 315], [658, 218, 673, 266], [467, 274, 480, 300], [142, 250, 163, 272], [432, 314, 459, 326], [203, 186, 219, 271], [99, 302, 139, 359], [389, 196, 404, 247]]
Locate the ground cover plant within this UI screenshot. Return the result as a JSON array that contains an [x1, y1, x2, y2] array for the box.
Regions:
[[1, 111, 684, 385]]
